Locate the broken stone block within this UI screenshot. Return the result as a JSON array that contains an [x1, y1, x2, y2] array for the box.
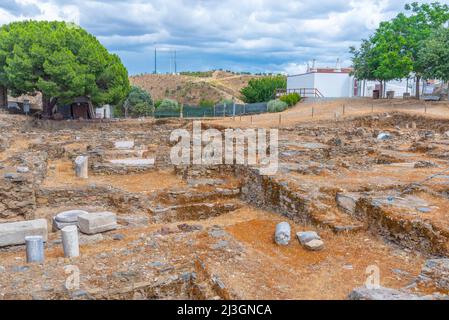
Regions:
[[303, 239, 325, 251], [297, 231, 324, 251], [336, 193, 361, 215], [275, 222, 291, 246], [348, 287, 427, 300], [0, 219, 48, 247], [114, 140, 134, 150], [74, 156, 88, 179], [297, 231, 321, 245], [78, 212, 117, 235]]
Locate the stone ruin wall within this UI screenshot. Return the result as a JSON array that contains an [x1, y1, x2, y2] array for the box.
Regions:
[[0, 174, 36, 220]]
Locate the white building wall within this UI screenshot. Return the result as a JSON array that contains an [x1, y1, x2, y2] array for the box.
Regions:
[[287, 73, 315, 90], [359, 79, 416, 97], [313, 73, 354, 97], [287, 72, 355, 98]]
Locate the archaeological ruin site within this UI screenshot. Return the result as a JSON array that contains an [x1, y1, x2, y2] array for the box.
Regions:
[[0, 99, 449, 300]]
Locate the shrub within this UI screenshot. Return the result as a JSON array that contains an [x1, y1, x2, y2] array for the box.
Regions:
[[219, 98, 234, 105], [124, 86, 153, 117], [267, 100, 288, 113], [240, 75, 286, 103], [158, 98, 180, 111], [199, 99, 215, 108], [154, 99, 163, 109], [280, 93, 301, 107]]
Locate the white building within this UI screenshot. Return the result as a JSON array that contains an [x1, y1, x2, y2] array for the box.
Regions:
[[287, 60, 356, 98], [287, 60, 419, 98]]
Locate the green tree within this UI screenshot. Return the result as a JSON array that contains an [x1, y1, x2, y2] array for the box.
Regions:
[[402, 2, 449, 98], [240, 76, 286, 103], [419, 27, 449, 100], [350, 2, 449, 98], [158, 98, 180, 111], [350, 39, 377, 82], [0, 21, 130, 118], [123, 86, 153, 117], [371, 20, 414, 96]]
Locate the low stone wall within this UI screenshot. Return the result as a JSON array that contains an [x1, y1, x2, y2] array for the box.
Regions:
[[237, 166, 313, 224], [356, 198, 449, 257], [36, 185, 153, 214], [0, 174, 36, 219], [91, 162, 156, 175]]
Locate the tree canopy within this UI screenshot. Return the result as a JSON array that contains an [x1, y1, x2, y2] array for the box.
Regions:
[[350, 2, 449, 98], [123, 86, 153, 117], [240, 76, 286, 103], [0, 20, 130, 117], [419, 27, 449, 99]]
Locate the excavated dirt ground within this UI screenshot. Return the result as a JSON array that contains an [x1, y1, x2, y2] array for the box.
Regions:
[[1, 99, 449, 300]]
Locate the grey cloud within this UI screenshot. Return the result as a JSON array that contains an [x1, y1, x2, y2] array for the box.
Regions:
[[0, 0, 41, 16], [2, 0, 444, 74]]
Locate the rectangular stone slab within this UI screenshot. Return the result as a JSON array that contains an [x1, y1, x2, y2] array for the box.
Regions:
[[109, 158, 155, 167], [114, 141, 134, 150], [0, 219, 48, 247], [78, 212, 117, 235]]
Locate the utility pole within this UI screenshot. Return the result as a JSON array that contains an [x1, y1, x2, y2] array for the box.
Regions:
[[154, 47, 157, 74], [174, 50, 177, 74]]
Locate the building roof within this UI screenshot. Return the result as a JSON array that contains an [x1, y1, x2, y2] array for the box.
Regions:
[[314, 68, 353, 74], [288, 67, 354, 78]]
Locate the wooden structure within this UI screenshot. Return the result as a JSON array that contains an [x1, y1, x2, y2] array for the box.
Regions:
[[57, 97, 96, 120]]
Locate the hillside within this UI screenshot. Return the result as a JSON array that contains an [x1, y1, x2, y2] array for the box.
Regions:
[[129, 71, 259, 105]]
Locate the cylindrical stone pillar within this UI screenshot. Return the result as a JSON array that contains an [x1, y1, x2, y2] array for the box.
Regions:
[[61, 225, 80, 258], [25, 236, 44, 263], [275, 222, 291, 246]]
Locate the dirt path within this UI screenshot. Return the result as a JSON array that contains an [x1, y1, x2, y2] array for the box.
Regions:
[[205, 98, 449, 128]]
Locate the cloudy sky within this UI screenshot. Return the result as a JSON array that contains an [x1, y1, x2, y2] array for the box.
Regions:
[[0, 0, 447, 75]]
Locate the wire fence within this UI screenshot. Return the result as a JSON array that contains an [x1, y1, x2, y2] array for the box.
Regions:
[[154, 102, 269, 119]]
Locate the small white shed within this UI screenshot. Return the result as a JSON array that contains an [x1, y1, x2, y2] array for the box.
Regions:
[[95, 104, 113, 119]]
